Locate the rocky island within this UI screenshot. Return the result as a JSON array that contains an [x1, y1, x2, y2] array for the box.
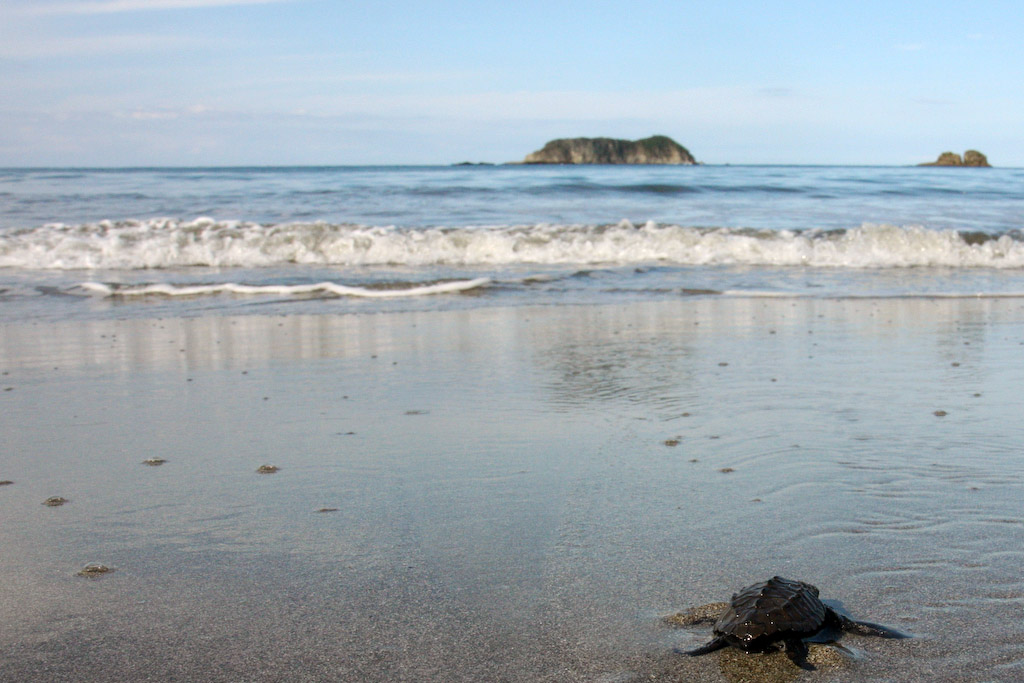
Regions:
[[523, 135, 697, 165], [919, 150, 990, 167]]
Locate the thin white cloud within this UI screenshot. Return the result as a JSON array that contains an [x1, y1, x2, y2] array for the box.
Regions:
[[117, 104, 209, 120], [0, 33, 195, 58], [18, 0, 296, 16], [126, 110, 181, 121], [294, 87, 823, 127]]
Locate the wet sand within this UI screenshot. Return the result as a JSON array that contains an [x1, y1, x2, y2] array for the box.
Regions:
[[2, 298, 1024, 681]]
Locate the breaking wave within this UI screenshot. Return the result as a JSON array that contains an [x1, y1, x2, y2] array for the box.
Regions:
[[3, 218, 1024, 270]]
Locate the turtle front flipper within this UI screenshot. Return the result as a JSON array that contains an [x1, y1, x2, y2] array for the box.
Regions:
[[833, 612, 908, 639], [678, 636, 729, 656], [845, 619, 907, 638], [782, 637, 814, 670]]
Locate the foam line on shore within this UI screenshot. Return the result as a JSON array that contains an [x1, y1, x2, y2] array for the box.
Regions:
[[79, 278, 492, 298]]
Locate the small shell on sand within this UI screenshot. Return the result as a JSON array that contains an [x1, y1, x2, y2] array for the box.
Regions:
[[256, 465, 280, 474], [42, 496, 68, 506], [77, 563, 114, 577], [142, 458, 167, 466]]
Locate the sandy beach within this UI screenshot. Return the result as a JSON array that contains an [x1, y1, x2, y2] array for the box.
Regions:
[[2, 298, 1024, 681]]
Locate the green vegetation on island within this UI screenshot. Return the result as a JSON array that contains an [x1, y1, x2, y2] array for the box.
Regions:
[[523, 135, 697, 165], [919, 150, 990, 167]]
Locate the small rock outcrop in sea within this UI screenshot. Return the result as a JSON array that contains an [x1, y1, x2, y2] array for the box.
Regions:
[[919, 150, 990, 167], [523, 135, 697, 165]]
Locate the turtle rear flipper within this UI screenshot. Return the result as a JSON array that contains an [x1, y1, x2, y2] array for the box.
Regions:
[[678, 636, 729, 656], [782, 638, 815, 671]]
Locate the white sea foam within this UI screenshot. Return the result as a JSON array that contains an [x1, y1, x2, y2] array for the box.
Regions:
[[79, 278, 491, 298], [3, 219, 1024, 270]]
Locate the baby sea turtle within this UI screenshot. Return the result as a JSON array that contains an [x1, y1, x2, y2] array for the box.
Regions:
[[681, 576, 906, 669]]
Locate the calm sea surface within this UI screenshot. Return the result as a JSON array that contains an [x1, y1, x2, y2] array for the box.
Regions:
[[2, 165, 1023, 321]]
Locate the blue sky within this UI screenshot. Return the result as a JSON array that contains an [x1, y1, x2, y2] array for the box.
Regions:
[[1, 0, 1022, 166]]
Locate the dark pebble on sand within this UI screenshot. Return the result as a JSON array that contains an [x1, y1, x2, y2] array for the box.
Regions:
[[77, 563, 114, 577], [315, 508, 339, 513], [663, 439, 680, 447], [43, 496, 68, 506], [719, 467, 735, 473], [0, 480, 12, 486], [934, 410, 948, 417]]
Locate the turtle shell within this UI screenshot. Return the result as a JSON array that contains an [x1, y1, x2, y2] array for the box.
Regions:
[[713, 576, 828, 650]]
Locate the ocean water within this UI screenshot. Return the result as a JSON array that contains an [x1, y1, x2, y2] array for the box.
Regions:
[[1, 164, 1024, 321], [4, 166, 1024, 680]]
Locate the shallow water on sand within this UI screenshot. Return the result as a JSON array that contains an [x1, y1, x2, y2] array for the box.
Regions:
[[2, 298, 1024, 681]]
